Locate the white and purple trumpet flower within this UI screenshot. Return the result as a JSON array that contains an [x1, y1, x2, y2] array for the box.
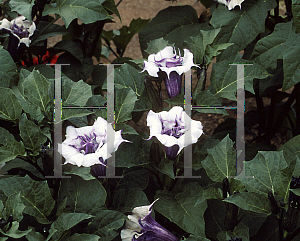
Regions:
[[121, 199, 179, 241], [0, 16, 36, 59], [59, 117, 129, 176], [147, 106, 203, 160], [142, 46, 197, 99], [216, 0, 244, 10]]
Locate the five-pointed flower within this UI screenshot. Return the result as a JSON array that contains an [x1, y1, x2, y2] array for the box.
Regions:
[[142, 46, 197, 98], [147, 106, 203, 160], [216, 0, 244, 10], [59, 117, 129, 169], [0, 16, 36, 47], [121, 199, 179, 241]]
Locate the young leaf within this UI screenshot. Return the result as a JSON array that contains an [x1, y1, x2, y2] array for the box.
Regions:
[[0, 87, 22, 121], [154, 182, 207, 238], [0, 48, 17, 88], [202, 135, 236, 182], [0, 176, 55, 224]]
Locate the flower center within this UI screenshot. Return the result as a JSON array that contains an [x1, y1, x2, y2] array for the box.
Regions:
[[11, 22, 29, 38], [154, 56, 183, 68], [160, 117, 185, 138], [70, 132, 105, 155]]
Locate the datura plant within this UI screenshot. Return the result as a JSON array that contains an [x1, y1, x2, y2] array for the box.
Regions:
[[0, 0, 299, 240]]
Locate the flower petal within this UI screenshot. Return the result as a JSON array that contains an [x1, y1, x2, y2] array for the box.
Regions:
[[142, 60, 160, 77]]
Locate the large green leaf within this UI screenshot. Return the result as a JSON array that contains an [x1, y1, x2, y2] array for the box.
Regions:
[[26, 227, 44, 241], [58, 175, 106, 214], [293, 0, 300, 33], [209, 54, 270, 100], [88, 210, 126, 241], [113, 188, 149, 213], [61, 109, 93, 121], [0, 87, 22, 121], [0, 127, 16, 145], [5, 192, 25, 222], [66, 234, 100, 241], [43, 0, 112, 28], [239, 151, 295, 202], [193, 90, 228, 115], [0, 175, 55, 224], [252, 21, 300, 90], [50, 213, 93, 240], [19, 113, 47, 153], [116, 167, 150, 190], [21, 69, 50, 113], [211, 0, 277, 58], [114, 64, 145, 96], [62, 79, 92, 106], [0, 222, 31, 239], [63, 165, 95, 181], [154, 182, 207, 238], [0, 142, 26, 164], [202, 135, 236, 182], [139, 5, 205, 57], [224, 192, 271, 215], [0, 48, 17, 88], [115, 88, 138, 123], [9, 0, 34, 21], [217, 222, 250, 241]]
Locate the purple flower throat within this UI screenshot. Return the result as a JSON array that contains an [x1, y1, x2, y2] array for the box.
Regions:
[[154, 56, 183, 68], [11, 22, 29, 38], [161, 118, 184, 138], [70, 132, 105, 155]]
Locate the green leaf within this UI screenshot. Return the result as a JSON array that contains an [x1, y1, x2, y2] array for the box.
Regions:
[[145, 37, 172, 55], [114, 64, 145, 96], [224, 192, 271, 215], [211, 0, 277, 57], [164, 94, 184, 107], [0, 222, 31, 238], [26, 227, 45, 241], [278, 135, 300, 169], [62, 109, 93, 121], [113, 188, 149, 213], [116, 167, 150, 190], [0, 175, 55, 224], [239, 151, 295, 201], [58, 175, 106, 214], [88, 210, 126, 240], [0, 127, 15, 145], [21, 69, 50, 113], [115, 140, 149, 167], [5, 192, 25, 222], [290, 188, 300, 196], [115, 123, 138, 135], [139, 5, 205, 57], [252, 21, 300, 90], [62, 79, 92, 106], [43, 0, 112, 28], [66, 233, 100, 241], [217, 222, 250, 241], [63, 165, 95, 180], [156, 158, 175, 179], [111, 18, 150, 55], [193, 90, 228, 115], [9, 0, 34, 21], [0, 142, 26, 164], [19, 113, 47, 152], [293, 0, 300, 34], [155, 182, 207, 238], [209, 54, 270, 100], [0, 48, 17, 88], [86, 95, 106, 107], [50, 213, 93, 240], [102, 0, 120, 19], [115, 88, 138, 123], [52, 40, 83, 63], [0, 87, 22, 121], [202, 135, 236, 182]]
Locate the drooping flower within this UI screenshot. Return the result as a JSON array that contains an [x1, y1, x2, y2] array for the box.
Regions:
[[142, 46, 197, 98], [0, 16, 36, 59], [216, 0, 244, 10], [147, 106, 203, 160], [59, 117, 129, 175], [121, 199, 179, 241]]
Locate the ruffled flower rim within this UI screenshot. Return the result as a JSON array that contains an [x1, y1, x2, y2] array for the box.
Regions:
[[142, 46, 198, 78]]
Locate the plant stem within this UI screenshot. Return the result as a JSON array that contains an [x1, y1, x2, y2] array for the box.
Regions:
[[254, 83, 266, 137], [286, 227, 300, 241]]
